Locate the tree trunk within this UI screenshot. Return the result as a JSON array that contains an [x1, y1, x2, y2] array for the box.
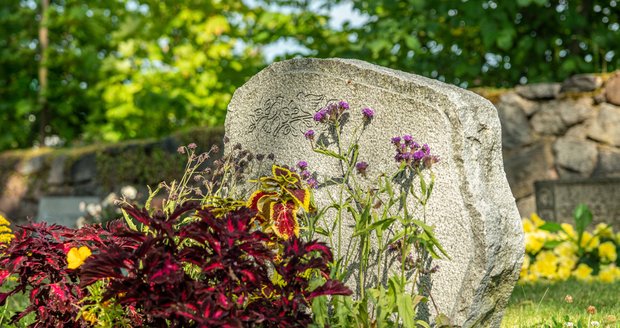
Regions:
[[38, 0, 49, 146]]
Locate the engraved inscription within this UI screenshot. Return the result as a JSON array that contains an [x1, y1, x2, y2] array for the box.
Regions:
[[247, 92, 329, 137]]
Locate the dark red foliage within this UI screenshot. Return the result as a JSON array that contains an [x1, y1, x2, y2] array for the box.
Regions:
[[0, 221, 132, 327], [79, 202, 351, 327]]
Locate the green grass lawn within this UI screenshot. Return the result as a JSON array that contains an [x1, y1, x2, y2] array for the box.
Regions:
[[2, 278, 619, 327], [503, 279, 620, 327]]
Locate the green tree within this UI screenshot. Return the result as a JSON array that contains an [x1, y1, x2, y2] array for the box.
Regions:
[[85, 1, 265, 142], [0, 1, 311, 150], [273, 0, 620, 87], [0, 0, 126, 150]]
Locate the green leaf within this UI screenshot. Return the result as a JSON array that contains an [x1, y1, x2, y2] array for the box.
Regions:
[[313, 147, 347, 161], [352, 218, 396, 237], [397, 294, 416, 328], [538, 222, 563, 233], [543, 240, 563, 249], [412, 219, 450, 259], [122, 209, 138, 232], [311, 296, 328, 326], [574, 204, 593, 237]]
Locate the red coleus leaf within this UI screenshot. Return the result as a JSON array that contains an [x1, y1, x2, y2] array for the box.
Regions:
[[283, 186, 311, 212], [307, 280, 352, 300], [247, 191, 276, 211], [0, 270, 9, 285], [269, 201, 299, 240], [272, 165, 298, 183], [240, 269, 256, 283], [48, 283, 67, 301], [150, 256, 181, 284], [203, 262, 225, 272], [304, 242, 333, 262]]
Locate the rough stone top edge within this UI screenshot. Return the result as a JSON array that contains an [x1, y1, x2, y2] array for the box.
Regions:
[[228, 57, 495, 111]]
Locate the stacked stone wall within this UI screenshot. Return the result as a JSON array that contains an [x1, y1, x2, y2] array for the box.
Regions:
[[490, 71, 620, 217]]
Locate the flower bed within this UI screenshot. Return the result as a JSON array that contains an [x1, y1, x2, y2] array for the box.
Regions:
[[0, 101, 449, 327], [520, 207, 620, 284]]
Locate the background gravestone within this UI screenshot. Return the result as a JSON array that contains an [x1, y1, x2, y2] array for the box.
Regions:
[[38, 196, 100, 227], [225, 58, 523, 327], [535, 178, 620, 230]]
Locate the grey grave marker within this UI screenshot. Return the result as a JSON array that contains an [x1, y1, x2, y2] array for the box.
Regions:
[[37, 196, 100, 227], [535, 178, 620, 230], [225, 58, 523, 326]]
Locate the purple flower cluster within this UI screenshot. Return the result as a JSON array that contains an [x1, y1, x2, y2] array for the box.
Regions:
[[297, 160, 318, 189], [313, 101, 350, 124], [355, 161, 369, 177], [392, 135, 439, 169], [361, 107, 374, 121], [304, 129, 315, 140]]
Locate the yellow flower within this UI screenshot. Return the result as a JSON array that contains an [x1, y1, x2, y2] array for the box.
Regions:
[[81, 310, 98, 325], [530, 213, 545, 227], [560, 223, 577, 240], [573, 263, 593, 282], [580, 232, 599, 252], [598, 241, 618, 263], [598, 265, 620, 283], [525, 231, 547, 254], [554, 241, 578, 258], [520, 255, 531, 279], [594, 223, 614, 238], [0, 214, 14, 245], [522, 218, 535, 233], [556, 256, 577, 281], [67, 246, 92, 269], [530, 251, 559, 280]]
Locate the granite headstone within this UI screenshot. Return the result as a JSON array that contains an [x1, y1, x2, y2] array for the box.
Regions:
[[225, 58, 523, 327]]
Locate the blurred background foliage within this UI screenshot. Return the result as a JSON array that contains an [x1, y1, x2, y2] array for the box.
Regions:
[[0, 0, 618, 152]]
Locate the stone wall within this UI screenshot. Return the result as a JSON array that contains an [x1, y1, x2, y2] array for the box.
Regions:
[[1, 71, 619, 224], [487, 71, 620, 218], [0, 127, 224, 224]]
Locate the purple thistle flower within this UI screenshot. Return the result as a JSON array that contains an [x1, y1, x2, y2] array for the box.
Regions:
[[307, 177, 319, 189], [403, 135, 413, 145], [338, 101, 350, 110], [391, 136, 401, 145], [313, 110, 325, 122], [361, 107, 374, 121], [355, 161, 369, 176], [422, 143, 430, 155], [304, 129, 315, 140], [297, 161, 308, 171], [413, 149, 426, 161], [301, 170, 311, 179]]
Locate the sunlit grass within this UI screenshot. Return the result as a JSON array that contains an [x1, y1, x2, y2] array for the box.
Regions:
[[502, 279, 620, 327]]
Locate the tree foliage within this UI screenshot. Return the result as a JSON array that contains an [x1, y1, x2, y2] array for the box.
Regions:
[[0, 1, 296, 150], [273, 0, 620, 87], [1, 0, 619, 151]]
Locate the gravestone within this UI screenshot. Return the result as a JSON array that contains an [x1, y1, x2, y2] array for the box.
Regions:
[[225, 58, 523, 327], [535, 178, 620, 230], [37, 196, 100, 227]]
